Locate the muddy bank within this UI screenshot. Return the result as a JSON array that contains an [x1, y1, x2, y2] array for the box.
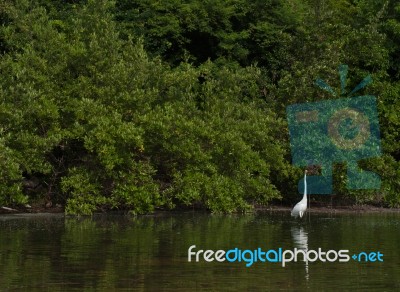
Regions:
[[2, 203, 400, 215], [0, 205, 64, 214], [258, 205, 400, 214]]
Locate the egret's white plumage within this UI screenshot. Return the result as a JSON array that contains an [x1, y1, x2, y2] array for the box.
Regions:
[[291, 171, 308, 218]]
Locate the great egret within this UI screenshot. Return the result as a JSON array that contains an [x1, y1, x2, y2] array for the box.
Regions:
[[291, 170, 308, 218]]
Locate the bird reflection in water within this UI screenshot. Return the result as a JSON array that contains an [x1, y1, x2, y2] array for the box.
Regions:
[[291, 226, 309, 281]]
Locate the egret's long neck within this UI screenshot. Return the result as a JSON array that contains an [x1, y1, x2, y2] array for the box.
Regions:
[[302, 173, 307, 200]]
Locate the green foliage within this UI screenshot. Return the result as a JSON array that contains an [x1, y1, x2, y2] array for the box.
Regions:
[[115, 0, 304, 72], [61, 167, 104, 215], [140, 61, 285, 212], [0, 0, 286, 214], [1, 0, 400, 213], [0, 138, 26, 205]]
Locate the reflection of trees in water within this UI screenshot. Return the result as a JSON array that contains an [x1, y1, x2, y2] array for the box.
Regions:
[[4, 213, 397, 290]]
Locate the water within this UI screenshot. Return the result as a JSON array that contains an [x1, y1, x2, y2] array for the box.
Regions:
[[0, 211, 399, 291]]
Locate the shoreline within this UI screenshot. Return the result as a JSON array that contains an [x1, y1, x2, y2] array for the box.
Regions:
[[258, 205, 400, 214], [2, 204, 400, 215]]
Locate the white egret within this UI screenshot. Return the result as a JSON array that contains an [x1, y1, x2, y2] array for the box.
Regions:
[[291, 170, 308, 218]]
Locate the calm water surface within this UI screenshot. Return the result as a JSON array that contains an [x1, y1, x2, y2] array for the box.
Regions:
[[0, 211, 399, 291]]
